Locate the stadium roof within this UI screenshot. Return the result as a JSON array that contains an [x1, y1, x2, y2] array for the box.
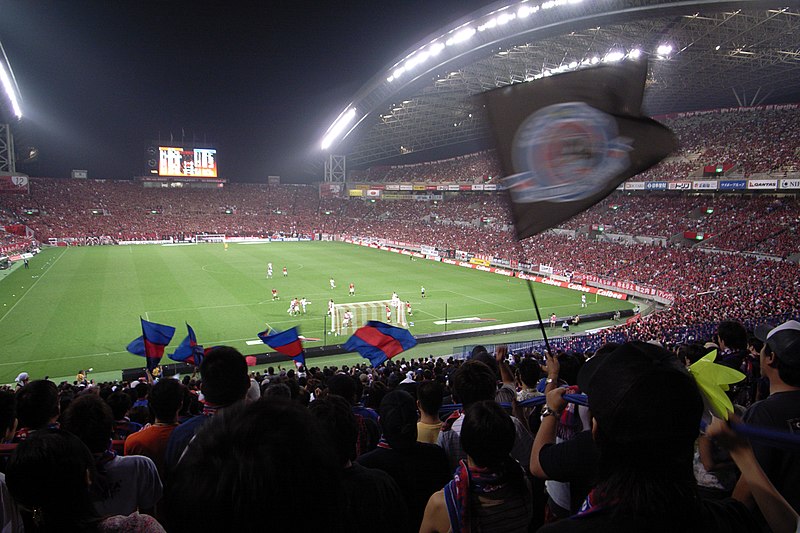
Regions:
[[322, 0, 800, 168]]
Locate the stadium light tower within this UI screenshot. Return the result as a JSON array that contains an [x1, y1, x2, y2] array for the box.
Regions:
[[0, 40, 23, 174], [0, 40, 23, 120]]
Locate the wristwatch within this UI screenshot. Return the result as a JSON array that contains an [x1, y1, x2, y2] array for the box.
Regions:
[[541, 406, 561, 418], [545, 377, 557, 384]]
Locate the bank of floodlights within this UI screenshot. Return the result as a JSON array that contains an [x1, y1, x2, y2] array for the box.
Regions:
[[0, 41, 22, 119]]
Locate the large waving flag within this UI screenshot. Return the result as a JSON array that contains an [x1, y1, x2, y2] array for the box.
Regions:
[[127, 318, 176, 371], [258, 326, 305, 366], [169, 323, 205, 367], [345, 321, 417, 367], [481, 60, 676, 240]]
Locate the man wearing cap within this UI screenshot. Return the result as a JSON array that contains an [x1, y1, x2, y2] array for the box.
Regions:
[[737, 320, 800, 515]]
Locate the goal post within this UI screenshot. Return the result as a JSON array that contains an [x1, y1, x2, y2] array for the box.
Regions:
[[330, 299, 407, 335]]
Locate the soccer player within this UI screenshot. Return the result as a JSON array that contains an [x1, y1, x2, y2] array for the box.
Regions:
[[267, 265, 273, 278], [581, 294, 587, 308], [342, 309, 352, 329], [420, 286, 426, 299], [386, 305, 392, 323], [330, 277, 336, 289], [349, 282, 355, 296], [283, 267, 288, 277], [301, 297, 308, 314], [550, 312, 557, 329], [406, 301, 413, 317], [328, 299, 334, 316], [271, 288, 279, 301]]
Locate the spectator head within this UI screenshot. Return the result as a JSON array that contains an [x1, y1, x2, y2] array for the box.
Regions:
[[263, 383, 292, 399], [452, 360, 496, 408], [309, 394, 358, 466], [16, 380, 59, 431], [460, 400, 515, 468], [755, 320, 800, 387], [6, 429, 99, 530], [379, 390, 418, 451], [416, 380, 443, 417], [200, 346, 250, 406], [676, 342, 708, 366], [557, 352, 583, 386], [470, 346, 499, 379], [106, 391, 132, 420], [61, 394, 114, 454], [134, 382, 150, 400], [578, 342, 702, 472], [0, 389, 16, 440], [150, 378, 184, 423], [164, 398, 342, 531], [516, 358, 541, 389], [326, 373, 357, 405], [717, 320, 748, 351]]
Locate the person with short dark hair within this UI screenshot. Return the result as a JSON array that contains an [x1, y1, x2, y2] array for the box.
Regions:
[[62, 394, 162, 518], [163, 398, 346, 531], [327, 373, 380, 456], [309, 395, 409, 533], [416, 380, 443, 444], [6, 429, 165, 532], [164, 346, 251, 468], [13, 380, 59, 442], [421, 400, 533, 532], [124, 378, 184, 479], [106, 391, 142, 440], [357, 390, 451, 531]]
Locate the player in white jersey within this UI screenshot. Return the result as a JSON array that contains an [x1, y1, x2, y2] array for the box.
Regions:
[[301, 297, 308, 314], [420, 286, 426, 299], [581, 294, 587, 308], [330, 277, 336, 289], [267, 265, 273, 278], [342, 309, 352, 329]]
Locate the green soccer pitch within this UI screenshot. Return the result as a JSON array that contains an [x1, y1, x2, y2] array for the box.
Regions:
[[0, 241, 633, 382]]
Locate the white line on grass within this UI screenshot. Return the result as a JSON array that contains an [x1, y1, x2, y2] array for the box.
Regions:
[[0, 248, 67, 325], [441, 290, 516, 311]]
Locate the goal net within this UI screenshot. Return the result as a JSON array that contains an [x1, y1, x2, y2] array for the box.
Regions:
[[195, 233, 226, 243], [330, 299, 408, 335]]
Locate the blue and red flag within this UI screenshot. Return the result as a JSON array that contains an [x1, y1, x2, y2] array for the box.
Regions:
[[345, 320, 417, 367], [169, 323, 205, 367], [126, 318, 176, 372], [258, 326, 305, 366]]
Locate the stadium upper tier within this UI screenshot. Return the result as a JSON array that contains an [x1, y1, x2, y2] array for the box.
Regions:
[[349, 105, 800, 183], [321, 0, 800, 167]]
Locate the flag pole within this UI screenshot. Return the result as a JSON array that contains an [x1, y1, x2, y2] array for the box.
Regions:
[[526, 278, 554, 359]]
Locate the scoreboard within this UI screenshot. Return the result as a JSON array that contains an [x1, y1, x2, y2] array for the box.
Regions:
[[158, 146, 217, 178]]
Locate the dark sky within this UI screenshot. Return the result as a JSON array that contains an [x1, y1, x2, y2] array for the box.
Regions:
[[0, 0, 493, 183]]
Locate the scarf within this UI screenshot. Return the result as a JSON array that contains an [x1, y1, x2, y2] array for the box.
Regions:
[[444, 460, 510, 533]]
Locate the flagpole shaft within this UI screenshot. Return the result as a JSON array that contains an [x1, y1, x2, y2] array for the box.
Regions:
[[444, 303, 448, 332], [526, 279, 554, 358], [324, 314, 328, 346]]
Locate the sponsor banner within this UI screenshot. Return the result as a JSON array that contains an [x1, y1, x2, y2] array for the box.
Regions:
[[0, 175, 29, 194], [118, 239, 174, 245], [420, 245, 439, 257], [448, 184, 460, 191], [624, 181, 645, 190], [318, 182, 343, 198], [483, 184, 497, 191], [372, 184, 385, 190], [581, 273, 675, 303], [780, 179, 800, 190], [348, 189, 364, 197], [386, 184, 400, 190], [469, 258, 491, 267], [455, 250, 472, 261], [437, 185, 448, 191], [366, 189, 381, 197], [539, 264, 553, 275], [459, 185, 472, 191], [668, 181, 692, 190], [719, 180, 747, 191], [412, 185, 426, 191], [748, 179, 777, 190], [693, 180, 718, 190], [645, 181, 667, 191], [399, 184, 413, 191], [425, 185, 438, 191], [515, 273, 628, 300], [471, 184, 484, 191]]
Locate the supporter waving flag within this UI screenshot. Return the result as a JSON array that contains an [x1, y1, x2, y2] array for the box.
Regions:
[[345, 320, 417, 367], [481, 60, 676, 240], [126, 318, 176, 371], [258, 326, 305, 367], [169, 323, 206, 367]]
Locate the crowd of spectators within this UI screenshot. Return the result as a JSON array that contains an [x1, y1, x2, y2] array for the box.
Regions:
[[1, 319, 798, 531]]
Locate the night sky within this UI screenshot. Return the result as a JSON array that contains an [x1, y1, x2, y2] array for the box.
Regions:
[[0, 0, 493, 183]]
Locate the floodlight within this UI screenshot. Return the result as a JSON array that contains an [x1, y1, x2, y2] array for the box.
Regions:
[[715, 45, 721, 51], [0, 62, 22, 119], [657, 44, 673, 56], [518, 5, 532, 18], [590, 56, 600, 64], [446, 27, 476, 46], [629, 48, 641, 59], [479, 18, 497, 31], [568, 61, 578, 69], [429, 42, 445, 56], [603, 51, 624, 62], [497, 13, 515, 25], [321, 107, 357, 150]]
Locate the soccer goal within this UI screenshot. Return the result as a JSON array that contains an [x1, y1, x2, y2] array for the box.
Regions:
[[330, 300, 408, 335], [195, 233, 226, 243]]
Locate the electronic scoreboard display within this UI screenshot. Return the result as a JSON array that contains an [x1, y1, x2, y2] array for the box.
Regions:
[[158, 146, 217, 178]]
